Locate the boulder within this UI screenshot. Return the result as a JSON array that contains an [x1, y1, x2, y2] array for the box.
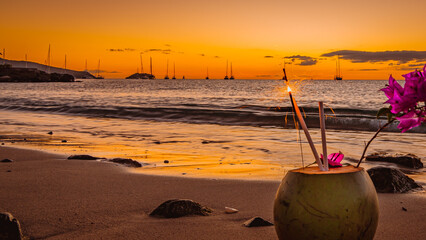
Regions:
[[149, 199, 212, 218], [108, 158, 142, 168], [366, 152, 423, 169], [367, 167, 423, 193], [67, 155, 102, 160], [0, 212, 23, 240], [243, 217, 273, 227], [1, 159, 13, 163]]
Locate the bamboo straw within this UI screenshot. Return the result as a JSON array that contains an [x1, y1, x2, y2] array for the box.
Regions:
[[319, 102, 328, 171], [291, 96, 325, 171]]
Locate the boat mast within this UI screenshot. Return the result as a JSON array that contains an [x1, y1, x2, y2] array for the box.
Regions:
[[97, 59, 100, 78], [172, 62, 176, 79], [224, 60, 229, 79], [150, 57, 152, 75], [140, 53, 144, 73], [47, 44, 51, 73]]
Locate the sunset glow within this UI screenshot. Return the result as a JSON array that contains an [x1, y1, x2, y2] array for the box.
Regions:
[[1, 0, 425, 79]]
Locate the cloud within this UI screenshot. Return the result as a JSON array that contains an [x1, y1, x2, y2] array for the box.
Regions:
[[283, 55, 318, 66], [321, 50, 426, 64], [89, 69, 120, 74], [264, 56, 274, 58], [214, 56, 220, 58], [143, 48, 173, 54], [199, 53, 205, 57], [358, 69, 379, 71], [107, 48, 135, 52], [256, 74, 279, 78], [408, 63, 425, 67]]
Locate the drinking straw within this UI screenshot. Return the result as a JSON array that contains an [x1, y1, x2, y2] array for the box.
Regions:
[[319, 102, 328, 171]]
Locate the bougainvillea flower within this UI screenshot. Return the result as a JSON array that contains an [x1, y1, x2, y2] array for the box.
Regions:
[[395, 111, 423, 133], [381, 75, 404, 99], [321, 152, 344, 168], [385, 88, 417, 114]]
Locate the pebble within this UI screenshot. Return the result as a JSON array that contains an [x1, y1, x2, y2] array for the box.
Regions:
[[225, 207, 239, 214], [164, 160, 169, 163]]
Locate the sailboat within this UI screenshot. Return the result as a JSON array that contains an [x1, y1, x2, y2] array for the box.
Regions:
[[164, 59, 170, 79], [172, 62, 176, 79], [230, 62, 235, 79], [205, 67, 209, 80], [224, 60, 229, 79], [94, 59, 104, 79], [126, 55, 155, 79], [334, 55, 342, 80]]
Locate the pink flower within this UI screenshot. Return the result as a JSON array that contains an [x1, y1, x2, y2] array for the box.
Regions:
[[385, 88, 417, 114], [395, 111, 423, 133], [381, 75, 404, 99]]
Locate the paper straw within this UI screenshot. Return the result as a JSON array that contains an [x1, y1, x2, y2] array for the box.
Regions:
[[319, 102, 328, 171]]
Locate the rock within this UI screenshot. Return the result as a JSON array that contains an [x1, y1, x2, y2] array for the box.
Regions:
[[402, 207, 407, 211], [47, 131, 53, 135], [0, 212, 23, 240], [367, 167, 423, 193], [243, 217, 273, 227], [61, 140, 67, 143], [67, 155, 101, 160], [366, 152, 423, 169], [164, 160, 169, 164], [108, 158, 142, 168], [1, 159, 13, 163], [149, 199, 212, 218], [225, 207, 239, 214]]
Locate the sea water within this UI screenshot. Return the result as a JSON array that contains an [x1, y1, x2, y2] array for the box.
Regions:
[[0, 79, 424, 183]]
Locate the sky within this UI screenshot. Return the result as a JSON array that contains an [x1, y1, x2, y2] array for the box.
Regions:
[[1, 0, 425, 79]]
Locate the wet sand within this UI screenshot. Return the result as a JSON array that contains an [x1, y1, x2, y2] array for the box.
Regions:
[[0, 146, 425, 239]]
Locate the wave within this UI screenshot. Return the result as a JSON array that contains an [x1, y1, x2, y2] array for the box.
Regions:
[[0, 101, 424, 133]]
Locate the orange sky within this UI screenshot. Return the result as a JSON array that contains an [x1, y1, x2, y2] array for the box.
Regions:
[[1, 0, 425, 79]]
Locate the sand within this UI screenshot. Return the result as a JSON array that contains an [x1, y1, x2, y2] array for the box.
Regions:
[[0, 146, 425, 240]]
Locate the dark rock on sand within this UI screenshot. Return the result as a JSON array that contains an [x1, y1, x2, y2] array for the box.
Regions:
[[108, 158, 142, 168], [164, 160, 169, 164], [1, 159, 13, 163], [67, 155, 102, 160], [149, 199, 212, 218], [367, 167, 423, 193], [0, 212, 23, 240], [47, 131, 53, 135], [366, 152, 423, 169], [243, 217, 273, 227]]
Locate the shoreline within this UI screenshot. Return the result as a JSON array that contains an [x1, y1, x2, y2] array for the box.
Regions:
[[1, 145, 425, 239]]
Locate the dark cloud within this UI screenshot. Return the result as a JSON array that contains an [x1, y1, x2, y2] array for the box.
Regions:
[[214, 56, 220, 58], [107, 48, 135, 52], [321, 50, 426, 64], [358, 69, 379, 71], [164, 44, 171, 47], [283, 55, 317, 66], [143, 48, 173, 55], [199, 53, 205, 57], [264, 56, 274, 58], [408, 63, 425, 67], [256, 74, 279, 78], [89, 69, 120, 74]]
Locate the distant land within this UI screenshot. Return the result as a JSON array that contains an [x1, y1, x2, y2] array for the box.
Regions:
[[0, 58, 95, 79]]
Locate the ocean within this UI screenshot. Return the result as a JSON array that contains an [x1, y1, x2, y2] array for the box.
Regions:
[[0, 79, 424, 182]]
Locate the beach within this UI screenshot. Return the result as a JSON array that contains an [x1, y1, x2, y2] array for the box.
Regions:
[[1, 145, 425, 239]]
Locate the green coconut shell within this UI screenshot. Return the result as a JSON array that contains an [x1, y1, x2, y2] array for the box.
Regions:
[[274, 165, 379, 240]]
